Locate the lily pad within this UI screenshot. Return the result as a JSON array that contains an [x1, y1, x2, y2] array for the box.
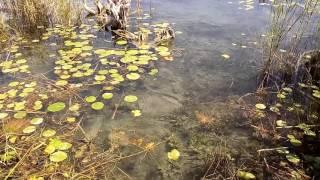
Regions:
[[0, 113, 9, 119], [42, 129, 56, 137], [69, 103, 80, 112], [126, 73, 140, 80], [91, 102, 104, 110], [30, 117, 44, 125], [167, 149, 180, 161], [127, 65, 139, 71], [255, 103, 266, 110], [44, 144, 56, 154], [286, 154, 300, 164], [50, 151, 68, 162], [237, 171, 256, 180], [85, 96, 96, 103], [276, 120, 287, 127], [131, 109, 141, 117], [102, 93, 113, 100], [116, 39, 127, 45], [23, 126, 36, 134], [14, 111, 27, 119], [221, 54, 230, 59], [47, 102, 66, 112], [124, 95, 138, 103]]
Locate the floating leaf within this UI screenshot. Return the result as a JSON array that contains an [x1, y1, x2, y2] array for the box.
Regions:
[[255, 103, 266, 110], [149, 69, 158, 76], [0, 113, 9, 119], [126, 73, 140, 80], [50, 151, 68, 162], [69, 103, 80, 112], [237, 171, 256, 180], [23, 126, 36, 134], [44, 144, 56, 154], [42, 129, 56, 137], [221, 54, 230, 59], [116, 39, 127, 45], [56, 80, 68, 86], [91, 102, 104, 110], [276, 120, 287, 127], [47, 102, 66, 112], [131, 110, 141, 117], [14, 111, 27, 119], [85, 96, 96, 103], [167, 149, 180, 161], [66, 117, 76, 123], [94, 75, 106, 81], [124, 95, 138, 103], [159, 51, 171, 57], [127, 65, 139, 71], [30, 118, 44, 125], [286, 154, 300, 164], [102, 93, 113, 100]]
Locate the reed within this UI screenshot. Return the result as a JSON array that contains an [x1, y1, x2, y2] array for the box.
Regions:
[[1, 0, 82, 32], [260, 0, 320, 88]]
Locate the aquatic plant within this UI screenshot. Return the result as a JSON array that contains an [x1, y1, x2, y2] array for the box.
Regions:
[[1, 0, 82, 32]]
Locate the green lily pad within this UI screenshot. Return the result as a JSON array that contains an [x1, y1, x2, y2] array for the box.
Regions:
[[124, 95, 138, 103], [94, 75, 106, 81], [30, 117, 44, 125], [44, 144, 56, 154], [23, 126, 36, 134], [66, 117, 76, 123], [14, 111, 27, 119], [131, 109, 141, 117], [237, 171, 256, 180], [85, 96, 96, 103], [91, 102, 104, 110], [47, 102, 66, 112], [127, 65, 139, 71], [149, 69, 158, 76], [50, 151, 68, 162], [42, 129, 56, 137], [126, 73, 140, 80], [102, 93, 113, 100], [55, 80, 68, 86], [286, 154, 300, 164], [116, 39, 128, 45]]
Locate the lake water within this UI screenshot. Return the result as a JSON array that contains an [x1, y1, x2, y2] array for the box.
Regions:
[[0, 0, 282, 179]]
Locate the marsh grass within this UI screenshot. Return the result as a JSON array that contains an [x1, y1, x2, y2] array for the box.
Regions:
[[260, 0, 320, 88], [1, 0, 82, 33]]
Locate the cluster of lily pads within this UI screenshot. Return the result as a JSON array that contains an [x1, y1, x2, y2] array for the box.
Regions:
[[253, 83, 319, 168], [35, 22, 175, 116]]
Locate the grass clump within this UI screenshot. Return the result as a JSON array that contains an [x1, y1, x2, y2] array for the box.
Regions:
[[1, 0, 82, 32]]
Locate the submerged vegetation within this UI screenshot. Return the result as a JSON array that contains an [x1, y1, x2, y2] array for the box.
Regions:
[[0, 0, 320, 179]]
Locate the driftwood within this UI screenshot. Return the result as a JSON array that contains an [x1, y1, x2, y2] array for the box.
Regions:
[[83, 0, 131, 29], [83, 0, 175, 45]]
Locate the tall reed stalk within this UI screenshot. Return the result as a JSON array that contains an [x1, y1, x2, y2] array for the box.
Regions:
[[1, 0, 83, 33], [260, 0, 320, 88]]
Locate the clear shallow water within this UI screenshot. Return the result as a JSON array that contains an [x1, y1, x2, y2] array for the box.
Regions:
[[0, 0, 275, 178]]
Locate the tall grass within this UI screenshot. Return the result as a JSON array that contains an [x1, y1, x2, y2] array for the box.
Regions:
[[1, 0, 83, 33], [260, 0, 320, 88]]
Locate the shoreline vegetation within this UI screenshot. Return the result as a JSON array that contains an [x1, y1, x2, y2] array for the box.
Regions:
[[0, 0, 319, 179]]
